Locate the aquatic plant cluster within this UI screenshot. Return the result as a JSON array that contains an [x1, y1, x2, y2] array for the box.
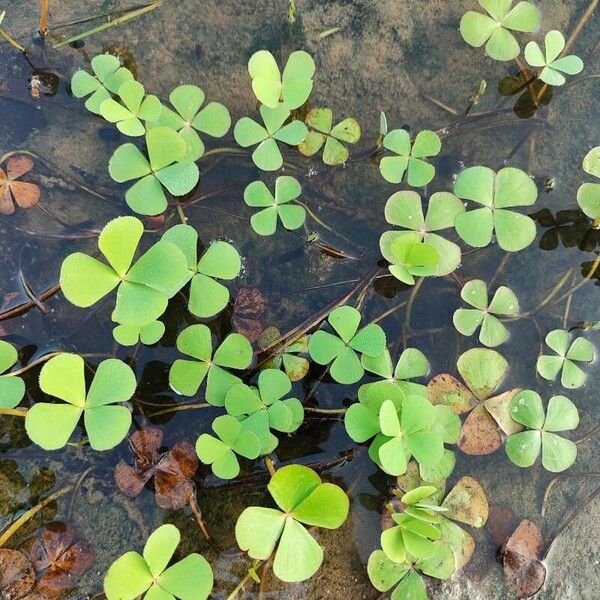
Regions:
[[0, 0, 597, 598]]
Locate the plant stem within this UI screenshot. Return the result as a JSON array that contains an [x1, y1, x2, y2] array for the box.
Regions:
[[148, 403, 211, 417], [40, 0, 49, 36], [0, 27, 27, 53], [189, 493, 214, 543], [304, 406, 347, 414], [0, 486, 71, 546], [0, 408, 27, 417], [264, 455, 277, 476], [226, 561, 262, 600]]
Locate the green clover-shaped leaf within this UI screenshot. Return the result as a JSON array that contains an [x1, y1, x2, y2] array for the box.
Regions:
[[113, 320, 165, 347], [506, 391, 579, 472], [225, 369, 304, 454], [196, 414, 261, 479], [71, 54, 134, 114], [104, 524, 213, 600], [577, 146, 600, 223], [361, 347, 430, 397], [460, 1, 540, 61], [25, 353, 135, 450], [0, 340, 25, 409], [100, 80, 162, 136], [150, 84, 231, 161], [453, 279, 520, 347], [244, 176, 305, 235], [234, 103, 308, 171], [454, 166, 538, 251], [247, 50, 315, 109], [169, 324, 253, 406], [524, 30, 584, 86], [235, 464, 349, 582], [258, 327, 310, 382], [109, 126, 200, 215], [60, 216, 190, 327], [382, 231, 440, 285], [298, 108, 361, 165], [162, 224, 241, 318], [379, 129, 441, 186], [308, 305, 386, 384], [536, 329, 594, 389], [381, 191, 464, 276]]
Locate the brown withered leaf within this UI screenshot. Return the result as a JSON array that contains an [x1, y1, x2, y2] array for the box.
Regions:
[[458, 405, 503, 455], [0, 548, 35, 599], [442, 476, 489, 528], [502, 520, 546, 598], [231, 287, 267, 342], [115, 426, 199, 509], [0, 156, 41, 215], [22, 521, 94, 599], [427, 374, 478, 414]]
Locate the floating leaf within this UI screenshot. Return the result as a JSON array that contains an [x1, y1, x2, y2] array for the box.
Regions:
[[60, 217, 190, 327], [104, 524, 213, 600], [232, 287, 268, 342], [169, 324, 253, 406], [0, 155, 41, 215], [150, 84, 230, 161], [244, 176, 305, 235], [115, 427, 198, 508], [506, 391, 579, 472], [524, 30, 583, 86], [308, 305, 386, 384], [234, 103, 308, 171], [109, 127, 199, 215], [113, 320, 165, 347], [259, 327, 310, 382], [381, 231, 440, 285], [454, 166, 538, 251], [380, 129, 441, 186], [235, 464, 349, 582], [0, 340, 25, 409], [0, 549, 36, 599], [381, 191, 464, 277], [536, 329, 594, 389], [502, 520, 546, 598], [298, 108, 361, 165], [25, 354, 136, 451], [460, 1, 540, 61], [71, 54, 133, 114], [441, 476, 488, 528], [248, 50, 315, 109]]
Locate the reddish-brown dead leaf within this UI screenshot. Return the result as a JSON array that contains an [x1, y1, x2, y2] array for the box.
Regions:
[[427, 374, 478, 414], [232, 287, 268, 342], [458, 405, 503, 455], [0, 548, 35, 598], [0, 156, 41, 215], [502, 520, 546, 598], [115, 427, 198, 509]]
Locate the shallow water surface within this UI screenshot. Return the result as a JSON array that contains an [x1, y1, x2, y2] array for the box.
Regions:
[[1, 1, 599, 598]]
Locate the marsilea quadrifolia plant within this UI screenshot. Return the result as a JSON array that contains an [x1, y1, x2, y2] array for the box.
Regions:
[[0, 2, 594, 597]]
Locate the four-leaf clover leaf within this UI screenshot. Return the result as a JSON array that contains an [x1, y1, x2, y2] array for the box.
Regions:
[[162, 224, 242, 318], [70, 54, 133, 114], [235, 464, 349, 582], [506, 391, 579, 472], [454, 166, 538, 251], [0, 340, 25, 409], [308, 305, 386, 384], [151, 84, 231, 161], [244, 176, 305, 235], [169, 324, 253, 406], [225, 368, 304, 454], [381, 231, 440, 285], [453, 279, 520, 347], [60, 216, 190, 327], [381, 191, 465, 277], [196, 415, 261, 479], [25, 353, 136, 451], [298, 108, 361, 165], [524, 30, 584, 86], [379, 129, 441, 186], [536, 329, 594, 389], [108, 126, 200, 215], [234, 103, 308, 171], [100, 80, 162, 136], [460, 0, 540, 62], [104, 524, 213, 600], [247, 50, 315, 109]]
